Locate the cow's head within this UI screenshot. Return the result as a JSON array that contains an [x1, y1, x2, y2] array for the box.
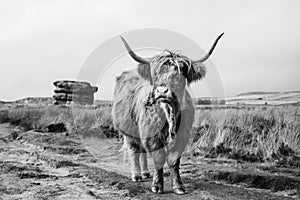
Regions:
[[120, 33, 223, 102]]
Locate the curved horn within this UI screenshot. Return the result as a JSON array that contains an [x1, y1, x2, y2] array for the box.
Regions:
[[192, 32, 224, 63], [120, 36, 149, 64]]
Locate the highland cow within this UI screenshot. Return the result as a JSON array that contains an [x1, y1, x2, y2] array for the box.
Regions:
[[112, 33, 223, 194]]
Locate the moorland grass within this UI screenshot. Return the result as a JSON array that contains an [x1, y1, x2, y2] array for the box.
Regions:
[[1, 103, 299, 161], [191, 105, 300, 160], [0, 104, 114, 138]]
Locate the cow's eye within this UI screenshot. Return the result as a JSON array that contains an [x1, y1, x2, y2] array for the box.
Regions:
[[164, 60, 172, 65], [171, 65, 177, 70], [178, 62, 188, 74], [179, 62, 184, 68]]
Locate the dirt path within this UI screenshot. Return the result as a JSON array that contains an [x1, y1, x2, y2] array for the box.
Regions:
[[82, 138, 299, 200], [0, 123, 298, 200], [0, 123, 136, 200]]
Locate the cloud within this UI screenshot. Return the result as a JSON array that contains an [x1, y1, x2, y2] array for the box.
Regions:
[[0, 0, 299, 100], [0, 0, 133, 100]]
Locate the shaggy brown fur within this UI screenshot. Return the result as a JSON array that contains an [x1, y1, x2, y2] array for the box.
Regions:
[[112, 34, 223, 194], [112, 52, 197, 193]]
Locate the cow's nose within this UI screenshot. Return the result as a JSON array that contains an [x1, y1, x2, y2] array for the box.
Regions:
[[155, 86, 172, 98], [157, 86, 169, 94]]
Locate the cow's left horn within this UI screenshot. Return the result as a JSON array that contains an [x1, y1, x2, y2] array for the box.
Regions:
[[192, 32, 224, 63], [120, 36, 149, 64]]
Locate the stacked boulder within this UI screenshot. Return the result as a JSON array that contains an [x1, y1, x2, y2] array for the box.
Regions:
[[53, 80, 98, 105]]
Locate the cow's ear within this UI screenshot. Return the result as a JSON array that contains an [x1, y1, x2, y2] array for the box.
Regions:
[[186, 62, 206, 84], [137, 63, 152, 82]]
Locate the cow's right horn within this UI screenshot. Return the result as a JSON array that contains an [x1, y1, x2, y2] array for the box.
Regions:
[[120, 36, 149, 64]]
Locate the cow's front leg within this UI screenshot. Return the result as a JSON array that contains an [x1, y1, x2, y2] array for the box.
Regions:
[[169, 157, 185, 195], [151, 149, 166, 194]]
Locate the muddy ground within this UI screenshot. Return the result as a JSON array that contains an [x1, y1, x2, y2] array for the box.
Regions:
[[0, 123, 299, 200]]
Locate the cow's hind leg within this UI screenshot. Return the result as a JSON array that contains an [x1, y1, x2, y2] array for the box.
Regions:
[[140, 151, 151, 179], [124, 136, 142, 182], [151, 149, 166, 194], [169, 157, 185, 195]]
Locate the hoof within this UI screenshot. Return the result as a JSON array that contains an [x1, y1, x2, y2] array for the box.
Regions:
[[141, 172, 151, 179], [173, 187, 186, 195], [131, 174, 142, 182], [151, 186, 163, 194]]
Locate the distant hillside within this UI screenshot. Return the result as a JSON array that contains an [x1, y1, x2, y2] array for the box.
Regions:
[[237, 91, 278, 96], [1, 91, 300, 107], [227, 91, 300, 105], [0, 97, 112, 107], [193, 97, 225, 105], [0, 97, 53, 105], [94, 100, 112, 106]]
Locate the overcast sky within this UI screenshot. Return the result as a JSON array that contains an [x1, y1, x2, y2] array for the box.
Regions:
[[0, 0, 300, 101]]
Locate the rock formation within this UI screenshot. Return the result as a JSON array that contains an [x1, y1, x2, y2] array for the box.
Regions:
[[53, 80, 98, 105]]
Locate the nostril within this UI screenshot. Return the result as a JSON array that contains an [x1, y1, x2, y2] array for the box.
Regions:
[[163, 88, 169, 93]]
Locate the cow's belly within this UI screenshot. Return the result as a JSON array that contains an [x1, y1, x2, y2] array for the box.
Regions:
[[112, 98, 139, 138]]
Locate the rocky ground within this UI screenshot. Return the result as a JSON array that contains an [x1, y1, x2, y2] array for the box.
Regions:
[[0, 123, 299, 200]]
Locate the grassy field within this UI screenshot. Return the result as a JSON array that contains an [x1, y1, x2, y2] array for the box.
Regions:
[[191, 105, 300, 165], [0, 104, 115, 138], [0, 103, 299, 165], [0, 102, 299, 199]]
